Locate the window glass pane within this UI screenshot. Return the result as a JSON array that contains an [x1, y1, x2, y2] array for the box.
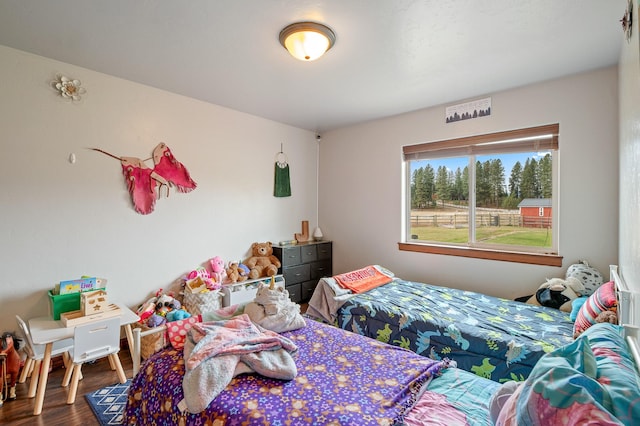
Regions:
[[408, 150, 553, 251], [474, 151, 552, 250], [409, 156, 469, 244]]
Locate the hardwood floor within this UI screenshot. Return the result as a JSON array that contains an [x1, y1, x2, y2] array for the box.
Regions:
[[0, 346, 134, 425]]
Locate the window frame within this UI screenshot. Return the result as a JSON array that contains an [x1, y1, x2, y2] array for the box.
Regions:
[[400, 124, 562, 267]]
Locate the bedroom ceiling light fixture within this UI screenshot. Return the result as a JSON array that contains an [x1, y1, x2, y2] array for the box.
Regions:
[[279, 22, 335, 61]]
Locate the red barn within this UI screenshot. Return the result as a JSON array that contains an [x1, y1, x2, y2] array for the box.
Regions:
[[517, 198, 551, 228]]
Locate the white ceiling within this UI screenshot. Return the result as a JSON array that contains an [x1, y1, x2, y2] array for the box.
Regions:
[[0, 1, 626, 133]]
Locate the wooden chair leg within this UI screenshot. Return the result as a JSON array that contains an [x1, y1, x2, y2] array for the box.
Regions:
[[61, 361, 74, 387], [109, 353, 127, 384], [27, 360, 41, 398], [67, 364, 83, 404], [19, 358, 33, 383], [61, 353, 82, 381]]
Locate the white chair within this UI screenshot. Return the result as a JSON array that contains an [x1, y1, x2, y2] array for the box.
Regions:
[[15, 315, 75, 398], [61, 317, 127, 404]]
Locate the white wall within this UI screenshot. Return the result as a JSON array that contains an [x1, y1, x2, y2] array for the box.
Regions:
[[320, 67, 619, 299], [618, 21, 640, 293], [0, 45, 318, 327]]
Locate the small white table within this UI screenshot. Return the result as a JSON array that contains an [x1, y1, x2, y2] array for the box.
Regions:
[[28, 302, 139, 416]]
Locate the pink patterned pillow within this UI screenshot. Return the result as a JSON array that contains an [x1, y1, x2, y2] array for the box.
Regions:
[[573, 281, 617, 338], [166, 314, 201, 349]]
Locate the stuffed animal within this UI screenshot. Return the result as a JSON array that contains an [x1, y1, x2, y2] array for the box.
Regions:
[[209, 256, 227, 284], [254, 281, 287, 315], [244, 278, 305, 333], [156, 293, 180, 316], [594, 310, 617, 324], [226, 261, 249, 283], [166, 308, 191, 322], [244, 242, 281, 279], [146, 313, 167, 328], [525, 277, 585, 312], [565, 260, 604, 297], [573, 310, 618, 339]]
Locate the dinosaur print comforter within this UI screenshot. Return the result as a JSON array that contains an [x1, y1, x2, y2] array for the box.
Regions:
[[336, 278, 575, 382]]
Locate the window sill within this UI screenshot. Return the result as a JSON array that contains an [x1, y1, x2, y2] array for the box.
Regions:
[[398, 242, 563, 267]]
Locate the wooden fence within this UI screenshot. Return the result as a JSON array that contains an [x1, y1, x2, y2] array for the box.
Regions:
[[410, 213, 551, 228]]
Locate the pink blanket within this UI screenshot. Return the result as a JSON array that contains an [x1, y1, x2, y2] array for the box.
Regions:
[[181, 314, 298, 413]]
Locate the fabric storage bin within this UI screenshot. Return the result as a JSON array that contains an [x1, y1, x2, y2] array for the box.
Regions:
[[183, 290, 221, 316], [132, 323, 168, 360], [48, 291, 81, 320]]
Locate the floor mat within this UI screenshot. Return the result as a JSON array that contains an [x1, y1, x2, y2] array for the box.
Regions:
[[85, 380, 130, 426]]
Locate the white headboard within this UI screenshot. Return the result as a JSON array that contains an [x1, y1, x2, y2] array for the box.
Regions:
[[611, 265, 640, 376], [610, 264, 635, 326]]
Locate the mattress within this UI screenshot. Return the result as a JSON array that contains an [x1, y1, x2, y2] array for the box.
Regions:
[[336, 278, 575, 382]]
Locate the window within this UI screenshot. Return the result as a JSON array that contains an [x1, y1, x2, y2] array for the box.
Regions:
[[400, 124, 562, 266]]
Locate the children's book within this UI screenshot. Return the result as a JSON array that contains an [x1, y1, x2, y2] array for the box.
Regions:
[[59, 277, 107, 294]]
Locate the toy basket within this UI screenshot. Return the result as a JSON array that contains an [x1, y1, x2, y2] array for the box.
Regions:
[[183, 290, 222, 316], [132, 323, 168, 360]]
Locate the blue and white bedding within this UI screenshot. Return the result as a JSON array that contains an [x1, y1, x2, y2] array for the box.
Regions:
[[309, 276, 575, 382]]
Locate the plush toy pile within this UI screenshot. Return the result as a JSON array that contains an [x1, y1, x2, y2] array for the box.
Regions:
[[225, 262, 250, 283], [135, 243, 287, 329], [137, 290, 191, 328], [522, 260, 604, 313]]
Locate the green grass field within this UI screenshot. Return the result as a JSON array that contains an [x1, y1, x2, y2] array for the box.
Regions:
[[410, 225, 552, 247]]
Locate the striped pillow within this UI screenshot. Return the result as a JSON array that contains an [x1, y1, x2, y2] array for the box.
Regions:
[[573, 281, 617, 338]]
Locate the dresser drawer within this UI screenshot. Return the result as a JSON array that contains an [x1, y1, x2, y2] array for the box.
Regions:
[[300, 245, 317, 263], [287, 283, 302, 304], [317, 242, 332, 260], [310, 259, 332, 280], [277, 246, 301, 267], [282, 263, 310, 285]]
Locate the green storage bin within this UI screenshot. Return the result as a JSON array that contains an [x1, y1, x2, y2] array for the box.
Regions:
[[48, 290, 81, 320]]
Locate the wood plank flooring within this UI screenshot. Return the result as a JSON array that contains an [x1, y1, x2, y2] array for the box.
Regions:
[[0, 347, 133, 425]]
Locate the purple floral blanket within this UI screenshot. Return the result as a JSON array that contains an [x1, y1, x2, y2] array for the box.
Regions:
[[125, 318, 451, 425]]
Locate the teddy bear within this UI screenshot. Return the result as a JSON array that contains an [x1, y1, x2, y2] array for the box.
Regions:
[[525, 276, 585, 312], [244, 242, 281, 279], [226, 261, 249, 283]]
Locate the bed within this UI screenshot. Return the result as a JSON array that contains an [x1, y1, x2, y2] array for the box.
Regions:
[[306, 265, 632, 383], [124, 266, 640, 425], [125, 315, 501, 425]]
